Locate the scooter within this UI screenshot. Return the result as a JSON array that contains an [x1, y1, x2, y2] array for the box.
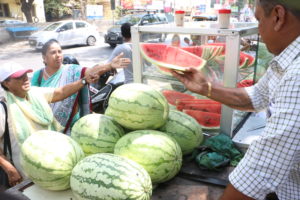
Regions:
[[63, 55, 124, 114]]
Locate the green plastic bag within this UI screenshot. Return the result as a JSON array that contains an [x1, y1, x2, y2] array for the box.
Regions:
[[195, 134, 243, 170]]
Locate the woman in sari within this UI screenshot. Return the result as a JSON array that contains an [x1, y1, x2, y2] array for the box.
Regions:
[[31, 39, 130, 133]]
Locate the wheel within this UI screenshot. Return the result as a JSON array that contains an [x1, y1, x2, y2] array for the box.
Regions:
[[87, 36, 96, 46], [109, 43, 116, 48]]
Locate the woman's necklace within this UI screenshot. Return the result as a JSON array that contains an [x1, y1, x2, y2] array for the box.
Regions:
[[43, 68, 51, 78]]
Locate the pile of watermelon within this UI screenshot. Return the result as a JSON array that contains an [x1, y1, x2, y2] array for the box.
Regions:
[[19, 83, 207, 199], [162, 90, 221, 130]]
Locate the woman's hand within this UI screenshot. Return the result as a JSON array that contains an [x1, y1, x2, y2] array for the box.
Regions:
[[7, 166, 23, 186], [111, 52, 131, 69]]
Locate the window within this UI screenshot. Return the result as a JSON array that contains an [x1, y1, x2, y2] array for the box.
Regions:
[[59, 22, 73, 31], [76, 22, 88, 29]]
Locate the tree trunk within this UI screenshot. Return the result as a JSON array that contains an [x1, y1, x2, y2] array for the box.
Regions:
[[80, 0, 87, 20], [21, 0, 34, 23]]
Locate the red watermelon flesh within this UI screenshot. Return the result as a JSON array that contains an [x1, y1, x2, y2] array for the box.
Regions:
[[240, 52, 255, 67], [140, 43, 207, 75], [181, 46, 204, 57], [237, 79, 254, 88], [183, 109, 221, 129], [177, 103, 221, 114], [162, 90, 195, 105]]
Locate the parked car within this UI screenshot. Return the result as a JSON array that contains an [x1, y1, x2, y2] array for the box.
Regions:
[[0, 19, 26, 25], [28, 20, 100, 50], [104, 13, 168, 48]]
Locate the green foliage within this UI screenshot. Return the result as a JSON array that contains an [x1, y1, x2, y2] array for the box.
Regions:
[[44, 0, 73, 19]]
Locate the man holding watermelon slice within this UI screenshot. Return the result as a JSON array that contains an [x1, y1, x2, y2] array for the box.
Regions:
[[172, 0, 300, 199]]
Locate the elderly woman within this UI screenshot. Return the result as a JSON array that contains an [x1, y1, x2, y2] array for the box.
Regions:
[[31, 39, 130, 133], [0, 62, 97, 187]]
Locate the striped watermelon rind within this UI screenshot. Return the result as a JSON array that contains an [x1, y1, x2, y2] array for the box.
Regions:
[[159, 110, 204, 155], [70, 153, 152, 200], [21, 130, 85, 191], [114, 130, 182, 184], [71, 113, 125, 156], [105, 83, 169, 130]]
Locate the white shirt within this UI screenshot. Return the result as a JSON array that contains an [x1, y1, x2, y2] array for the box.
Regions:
[[229, 36, 300, 200]]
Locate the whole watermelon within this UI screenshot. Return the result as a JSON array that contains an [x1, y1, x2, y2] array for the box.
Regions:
[[114, 130, 182, 184], [105, 83, 169, 130], [20, 130, 84, 191], [70, 153, 152, 200], [71, 114, 125, 156], [159, 110, 203, 155]]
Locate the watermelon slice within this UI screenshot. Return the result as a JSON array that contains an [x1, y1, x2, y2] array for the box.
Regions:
[[162, 90, 195, 106], [215, 52, 249, 69], [181, 45, 224, 61], [183, 110, 221, 130], [176, 99, 220, 106], [237, 79, 254, 88], [177, 103, 221, 114], [240, 52, 255, 67], [140, 43, 207, 75]]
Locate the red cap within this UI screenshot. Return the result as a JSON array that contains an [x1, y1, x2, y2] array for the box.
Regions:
[[218, 9, 231, 14], [175, 10, 185, 14], [10, 69, 33, 78]]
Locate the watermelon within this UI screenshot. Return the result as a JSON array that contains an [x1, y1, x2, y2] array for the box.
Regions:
[[241, 52, 255, 67], [140, 43, 207, 75], [183, 110, 221, 130], [105, 83, 169, 130], [114, 130, 182, 184], [177, 103, 221, 114], [159, 110, 204, 155], [70, 153, 152, 200], [181, 45, 224, 61], [20, 130, 84, 191], [162, 90, 195, 105], [176, 99, 220, 106], [237, 79, 254, 88], [71, 114, 125, 156]]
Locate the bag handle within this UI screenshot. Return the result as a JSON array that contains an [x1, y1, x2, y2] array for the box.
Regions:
[[0, 101, 13, 164], [63, 67, 87, 133]]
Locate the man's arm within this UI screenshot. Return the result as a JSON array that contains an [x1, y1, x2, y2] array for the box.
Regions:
[[220, 184, 255, 200], [172, 68, 254, 111]]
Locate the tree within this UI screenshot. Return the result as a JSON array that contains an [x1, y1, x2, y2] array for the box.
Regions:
[[21, 0, 34, 23]]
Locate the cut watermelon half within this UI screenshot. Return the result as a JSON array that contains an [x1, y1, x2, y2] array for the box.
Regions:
[[240, 52, 255, 67], [237, 79, 254, 88], [183, 109, 221, 130], [176, 99, 220, 106], [177, 103, 221, 114], [140, 43, 207, 75], [215, 52, 249, 69], [162, 90, 195, 106]]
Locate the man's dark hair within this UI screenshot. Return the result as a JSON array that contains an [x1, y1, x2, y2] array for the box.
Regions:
[[257, 0, 300, 20], [41, 39, 60, 56], [121, 23, 132, 39]]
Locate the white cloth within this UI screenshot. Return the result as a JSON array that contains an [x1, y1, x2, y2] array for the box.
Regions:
[[0, 87, 55, 178], [229, 36, 300, 200]]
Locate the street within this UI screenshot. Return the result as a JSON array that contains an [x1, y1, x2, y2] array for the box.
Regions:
[[0, 36, 114, 72]]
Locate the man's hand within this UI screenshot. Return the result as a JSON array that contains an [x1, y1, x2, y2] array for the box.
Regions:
[[111, 52, 131, 69], [171, 67, 208, 96]]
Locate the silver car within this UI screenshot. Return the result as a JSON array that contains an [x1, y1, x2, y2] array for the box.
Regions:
[[28, 20, 100, 50]]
